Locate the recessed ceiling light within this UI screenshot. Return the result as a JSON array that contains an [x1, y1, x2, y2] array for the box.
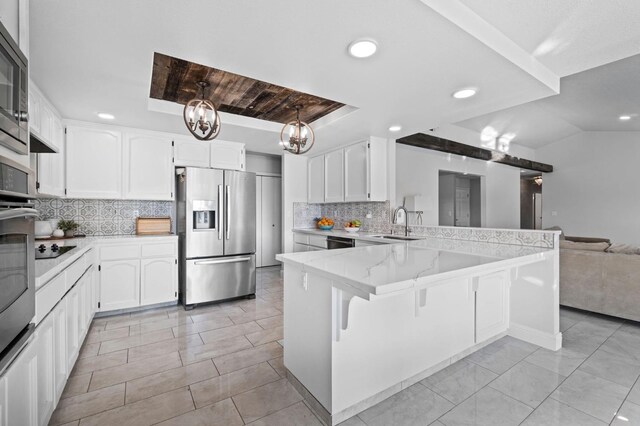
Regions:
[[97, 112, 115, 120], [348, 39, 377, 58], [619, 115, 632, 121], [388, 125, 402, 132], [452, 88, 477, 99]]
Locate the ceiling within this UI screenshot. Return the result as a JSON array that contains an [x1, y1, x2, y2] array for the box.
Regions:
[[150, 53, 345, 124], [28, 1, 640, 155], [455, 54, 640, 148]]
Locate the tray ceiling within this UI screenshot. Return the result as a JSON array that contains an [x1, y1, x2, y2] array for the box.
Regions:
[[150, 53, 345, 124]]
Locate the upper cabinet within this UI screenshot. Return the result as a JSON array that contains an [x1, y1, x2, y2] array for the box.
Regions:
[[66, 125, 123, 199], [307, 155, 325, 204], [324, 149, 344, 203], [29, 81, 62, 153], [306, 137, 388, 204], [123, 133, 173, 200], [37, 118, 65, 197], [209, 141, 245, 171], [173, 138, 210, 168]]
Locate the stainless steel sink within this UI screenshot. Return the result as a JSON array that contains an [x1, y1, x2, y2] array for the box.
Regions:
[[370, 235, 420, 241]]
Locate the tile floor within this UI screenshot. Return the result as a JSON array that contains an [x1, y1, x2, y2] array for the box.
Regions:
[[49, 266, 640, 425]]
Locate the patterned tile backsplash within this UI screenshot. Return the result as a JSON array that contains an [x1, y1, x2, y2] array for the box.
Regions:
[[294, 201, 392, 232], [33, 198, 173, 236]]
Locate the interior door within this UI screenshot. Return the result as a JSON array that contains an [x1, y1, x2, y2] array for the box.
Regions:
[[224, 171, 256, 256], [455, 187, 470, 227], [534, 193, 543, 230], [261, 176, 282, 267]]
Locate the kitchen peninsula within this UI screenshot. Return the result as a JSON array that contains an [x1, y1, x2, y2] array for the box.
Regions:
[[277, 227, 561, 425]]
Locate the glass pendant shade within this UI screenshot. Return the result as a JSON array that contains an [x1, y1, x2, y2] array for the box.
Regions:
[[280, 105, 315, 155], [183, 81, 221, 140]]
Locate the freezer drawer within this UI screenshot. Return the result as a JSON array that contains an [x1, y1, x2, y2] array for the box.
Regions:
[[184, 254, 255, 305]]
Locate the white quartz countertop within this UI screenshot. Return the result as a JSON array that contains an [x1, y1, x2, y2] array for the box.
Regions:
[[277, 237, 555, 298], [35, 234, 178, 289]]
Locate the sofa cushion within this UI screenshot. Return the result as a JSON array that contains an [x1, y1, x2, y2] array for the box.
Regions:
[[606, 243, 640, 255], [559, 240, 610, 252]]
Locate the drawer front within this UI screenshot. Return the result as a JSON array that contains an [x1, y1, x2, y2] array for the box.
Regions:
[[293, 233, 309, 245], [141, 242, 176, 258], [100, 244, 140, 261], [308, 235, 327, 249], [35, 272, 66, 324], [65, 254, 88, 290]]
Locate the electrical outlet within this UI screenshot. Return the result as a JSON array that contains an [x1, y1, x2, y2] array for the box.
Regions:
[[551, 211, 557, 217], [366, 212, 372, 219], [133, 210, 139, 217]]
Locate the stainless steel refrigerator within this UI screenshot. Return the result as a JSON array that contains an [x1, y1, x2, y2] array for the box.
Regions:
[[176, 167, 256, 307]]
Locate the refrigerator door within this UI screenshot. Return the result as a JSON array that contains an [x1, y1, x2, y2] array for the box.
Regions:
[[184, 254, 256, 305], [224, 170, 256, 256], [182, 167, 225, 259]]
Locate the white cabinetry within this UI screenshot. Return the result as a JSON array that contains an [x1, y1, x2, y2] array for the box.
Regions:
[[4, 341, 37, 426], [35, 314, 55, 426], [98, 239, 178, 312], [140, 258, 177, 305], [65, 285, 80, 371], [99, 259, 140, 311], [123, 133, 173, 200], [307, 155, 324, 204], [475, 272, 509, 342], [52, 301, 67, 399], [28, 89, 41, 136], [324, 150, 344, 203], [66, 125, 123, 199], [344, 142, 368, 202], [37, 118, 65, 197], [173, 138, 210, 168], [210, 141, 245, 171]]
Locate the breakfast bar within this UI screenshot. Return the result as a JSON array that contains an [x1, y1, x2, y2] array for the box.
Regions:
[[276, 230, 561, 425]]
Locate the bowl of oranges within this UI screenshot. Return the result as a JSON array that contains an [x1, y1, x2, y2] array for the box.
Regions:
[[316, 217, 335, 230]]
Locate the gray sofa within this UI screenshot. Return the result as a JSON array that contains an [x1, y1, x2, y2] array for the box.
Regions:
[[559, 235, 640, 322]]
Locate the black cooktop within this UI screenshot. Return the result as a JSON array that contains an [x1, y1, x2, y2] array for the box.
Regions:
[[35, 244, 76, 260]]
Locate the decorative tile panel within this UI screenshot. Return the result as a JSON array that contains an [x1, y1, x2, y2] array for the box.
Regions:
[[33, 198, 173, 236], [293, 201, 392, 233]]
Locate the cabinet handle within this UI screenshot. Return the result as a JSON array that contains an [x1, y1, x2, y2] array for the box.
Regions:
[[218, 185, 223, 240], [194, 257, 251, 265], [225, 185, 230, 240]]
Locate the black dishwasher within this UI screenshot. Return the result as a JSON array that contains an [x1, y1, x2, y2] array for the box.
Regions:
[[327, 236, 356, 249]]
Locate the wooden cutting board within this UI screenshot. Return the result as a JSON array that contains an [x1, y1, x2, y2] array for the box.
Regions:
[[136, 217, 172, 235]]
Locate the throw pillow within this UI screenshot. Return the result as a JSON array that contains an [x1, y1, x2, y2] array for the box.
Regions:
[[606, 243, 640, 255]]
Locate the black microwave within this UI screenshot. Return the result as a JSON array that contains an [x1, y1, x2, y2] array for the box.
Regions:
[[0, 20, 28, 155]]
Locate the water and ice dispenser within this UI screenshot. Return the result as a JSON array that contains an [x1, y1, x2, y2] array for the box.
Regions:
[[192, 200, 217, 230]]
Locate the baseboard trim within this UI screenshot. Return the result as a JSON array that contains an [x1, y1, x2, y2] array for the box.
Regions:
[[509, 323, 561, 350]]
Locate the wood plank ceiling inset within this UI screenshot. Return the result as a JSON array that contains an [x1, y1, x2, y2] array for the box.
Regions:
[[150, 52, 346, 124]]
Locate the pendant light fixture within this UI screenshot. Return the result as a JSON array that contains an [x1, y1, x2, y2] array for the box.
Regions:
[[280, 104, 315, 155], [183, 81, 221, 140]]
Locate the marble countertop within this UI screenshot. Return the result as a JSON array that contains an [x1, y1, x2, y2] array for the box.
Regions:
[[277, 237, 555, 298], [35, 234, 178, 289]]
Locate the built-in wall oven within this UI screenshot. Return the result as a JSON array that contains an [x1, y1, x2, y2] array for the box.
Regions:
[[0, 155, 36, 374], [0, 20, 28, 155]]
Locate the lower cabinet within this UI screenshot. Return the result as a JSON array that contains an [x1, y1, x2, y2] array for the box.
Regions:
[[53, 301, 68, 399], [475, 271, 509, 342], [98, 239, 178, 312], [99, 259, 140, 311], [4, 339, 38, 426], [65, 284, 80, 372], [36, 315, 55, 426], [141, 257, 178, 305]]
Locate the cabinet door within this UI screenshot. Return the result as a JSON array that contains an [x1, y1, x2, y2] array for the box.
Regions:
[[28, 89, 41, 135], [140, 257, 177, 306], [5, 339, 37, 426], [307, 155, 325, 203], [0, 374, 6, 426], [77, 273, 89, 337], [52, 301, 67, 400], [66, 126, 123, 199], [39, 104, 54, 145], [65, 285, 80, 371], [210, 141, 245, 170], [475, 272, 509, 342], [37, 118, 65, 197], [36, 314, 55, 426], [99, 260, 140, 311], [261, 177, 282, 267], [173, 138, 210, 167], [324, 149, 344, 203], [344, 142, 369, 202], [123, 133, 173, 200]]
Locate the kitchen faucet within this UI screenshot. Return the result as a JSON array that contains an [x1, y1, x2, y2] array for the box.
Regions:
[[393, 205, 409, 236]]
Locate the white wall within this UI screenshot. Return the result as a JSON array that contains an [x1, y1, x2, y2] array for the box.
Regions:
[[396, 144, 521, 229], [536, 131, 640, 244], [246, 152, 281, 176], [282, 153, 308, 253], [432, 124, 536, 160]]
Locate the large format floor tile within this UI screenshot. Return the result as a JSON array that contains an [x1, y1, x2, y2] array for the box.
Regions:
[[489, 361, 565, 408], [89, 352, 182, 391], [213, 341, 283, 374], [424, 361, 497, 404], [611, 400, 640, 426], [439, 387, 533, 426], [247, 401, 323, 425], [550, 369, 629, 422], [155, 398, 243, 426], [521, 398, 606, 426], [50, 383, 125, 425], [578, 347, 640, 387], [358, 383, 453, 426], [232, 378, 303, 423]]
